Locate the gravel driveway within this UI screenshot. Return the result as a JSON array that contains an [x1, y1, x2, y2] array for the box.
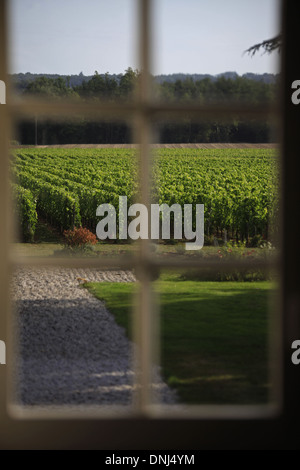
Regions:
[[11, 267, 177, 408]]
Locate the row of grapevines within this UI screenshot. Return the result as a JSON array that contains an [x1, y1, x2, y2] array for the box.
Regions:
[[16, 171, 81, 230], [15, 166, 137, 230], [153, 151, 278, 241], [12, 148, 279, 243], [11, 184, 38, 241]]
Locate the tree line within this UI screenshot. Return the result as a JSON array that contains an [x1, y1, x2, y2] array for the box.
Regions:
[[15, 68, 278, 145]]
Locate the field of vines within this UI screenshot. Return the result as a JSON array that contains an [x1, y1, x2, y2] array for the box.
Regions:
[[11, 148, 278, 244]]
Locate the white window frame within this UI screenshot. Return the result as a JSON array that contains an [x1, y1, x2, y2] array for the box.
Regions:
[[0, 0, 298, 450]]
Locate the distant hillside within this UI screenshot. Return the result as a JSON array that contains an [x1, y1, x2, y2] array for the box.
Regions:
[[155, 71, 278, 84], [10, 72, 118, 91], [11, 71, 279, 91]]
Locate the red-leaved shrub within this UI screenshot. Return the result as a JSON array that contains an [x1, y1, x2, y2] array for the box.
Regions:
[[63, 227, 97, 249]]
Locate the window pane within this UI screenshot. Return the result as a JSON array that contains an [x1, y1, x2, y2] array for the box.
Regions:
[[10, 125, 140, 260], [154, 268, 279, 406], [153, 0, 280, 79], [11, 267, 137, 410], [149, 142, 279, 261], [9, 0, 137, 81]]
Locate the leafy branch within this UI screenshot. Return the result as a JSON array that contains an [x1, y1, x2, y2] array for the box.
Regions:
[[244, 34, 282, 57]]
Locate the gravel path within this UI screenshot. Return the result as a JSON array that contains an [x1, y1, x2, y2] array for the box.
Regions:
[[12, 267, 177, 408]]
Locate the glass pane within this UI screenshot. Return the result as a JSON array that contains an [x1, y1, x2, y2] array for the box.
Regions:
[[10, 120, 139, 260], [149, 141, 279, 262], [11, 267, 137, 410], [9, 0, 137, 86], [154, 268, 279, 406], [153, 0, 280, 104]]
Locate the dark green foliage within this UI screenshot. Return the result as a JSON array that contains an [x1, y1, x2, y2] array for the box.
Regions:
[[154, 148, 278, 243], [15, 71, 278, 145], [12, 184, 38, 241], [23, 76, 78, 99], [14, 149, 137, 231], [16, 170, 81, 231], [13, 148, 278, 245]]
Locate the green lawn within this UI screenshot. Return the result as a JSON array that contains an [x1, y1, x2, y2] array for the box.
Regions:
[[85, 276, 275, 405]]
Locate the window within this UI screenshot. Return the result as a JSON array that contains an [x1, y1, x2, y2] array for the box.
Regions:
[[0, 0, 299, 449]]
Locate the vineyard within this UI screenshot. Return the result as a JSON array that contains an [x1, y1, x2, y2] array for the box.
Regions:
[[11, 148, 278, 244]]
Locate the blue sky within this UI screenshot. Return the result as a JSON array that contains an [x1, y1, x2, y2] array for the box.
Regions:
[[8, 0, 281, 76]]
